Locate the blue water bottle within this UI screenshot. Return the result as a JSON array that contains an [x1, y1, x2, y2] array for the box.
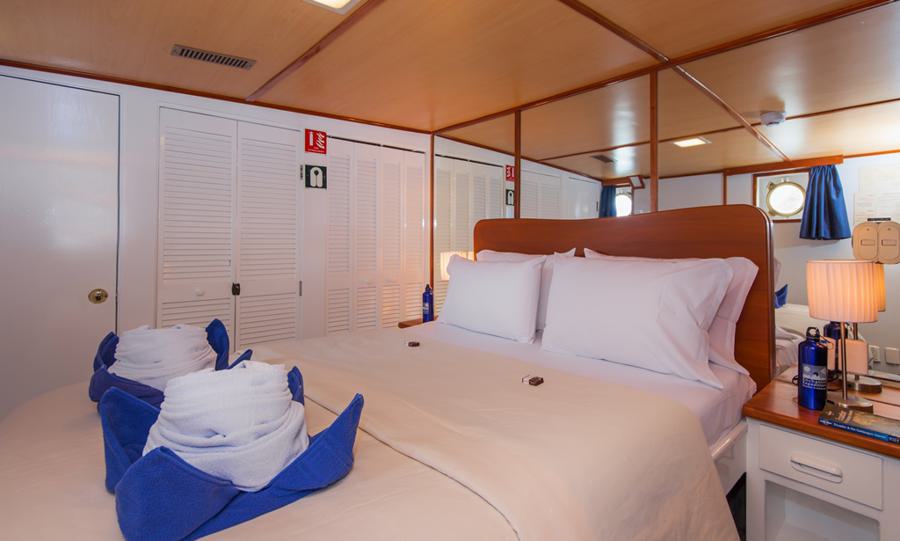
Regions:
[[422, 284, 434, 322], [798, 327, 828, 410]]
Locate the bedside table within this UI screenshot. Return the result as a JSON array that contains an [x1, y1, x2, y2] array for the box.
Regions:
[[743, 379, 900, 541]]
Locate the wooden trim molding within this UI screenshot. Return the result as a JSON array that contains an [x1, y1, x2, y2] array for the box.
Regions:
[[246, 0, 387, 102], [649, 71, 659, 212], [514, 110, 522, 218], [555, 0, 667, 62], [722, 172, 727, 205], [725, 156, 842, 176], [429, 133, 436, 287]]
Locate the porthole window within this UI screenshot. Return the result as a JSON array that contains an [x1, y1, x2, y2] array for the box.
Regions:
[[615, 193, 633, 217], [766, 180, 806, 218], [755, 172, 808, 221]]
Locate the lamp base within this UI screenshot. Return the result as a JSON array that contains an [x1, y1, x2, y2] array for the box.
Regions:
[[848, 374, 883, 394], [829, 392, 875, 412]]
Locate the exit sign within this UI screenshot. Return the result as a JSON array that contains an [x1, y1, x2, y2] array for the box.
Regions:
[[505, 165, 515, 180], [305, 129, 327, 154]]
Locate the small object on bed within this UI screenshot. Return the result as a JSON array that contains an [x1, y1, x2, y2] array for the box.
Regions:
[[407, 340, 420, 347], [528, 376, 544, 386], [88, 319, 242, 407], [98, 364, 364, 541]]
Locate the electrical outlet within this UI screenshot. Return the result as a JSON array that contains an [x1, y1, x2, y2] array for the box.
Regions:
[[869, 344, 882, 364], [886, 347, 900, 365]]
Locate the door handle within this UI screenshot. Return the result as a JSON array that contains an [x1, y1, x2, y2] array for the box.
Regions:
[[88, 288, 109, 304]]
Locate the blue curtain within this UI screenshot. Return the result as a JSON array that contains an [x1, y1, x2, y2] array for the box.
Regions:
[[599, 186, 617, 218], [800, 165, 851, 240]]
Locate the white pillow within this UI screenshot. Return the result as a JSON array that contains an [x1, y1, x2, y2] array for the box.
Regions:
[[542, 257, 733, 388], [440, 255, 544, 342], [477, 248, 576, 330], [584, 248, 757, 375]]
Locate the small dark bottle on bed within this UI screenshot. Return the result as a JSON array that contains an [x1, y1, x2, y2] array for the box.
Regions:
[[798, 327, 828, 411], [422, 284, 434, 322]]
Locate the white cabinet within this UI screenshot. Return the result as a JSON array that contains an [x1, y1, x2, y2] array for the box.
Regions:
[[432, 156, 505, 311], [747, 420, 900, 541], [324, 139, 426, 334], [157, 108, 301, 349]]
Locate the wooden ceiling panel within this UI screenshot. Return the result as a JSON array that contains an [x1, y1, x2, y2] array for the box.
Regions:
[[658, 69, 739, 140], [659, 129, 782, 177], [760, 101, 900, 159], [577, 0, 864, 57], [262, 0, 656, 131], [545, 145, 650, 179], [441, 114, 516, 155], [683, 3, 900, 120], [0, 0, 354, 98], [521, 76, 649, 160]]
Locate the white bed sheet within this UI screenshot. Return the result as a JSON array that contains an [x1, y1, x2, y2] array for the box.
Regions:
[[411, 322, 756, 446]]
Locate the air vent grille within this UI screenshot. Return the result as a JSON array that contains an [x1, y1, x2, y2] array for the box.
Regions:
[[592, 154, 614, 163], [171, 45, 256, 70]]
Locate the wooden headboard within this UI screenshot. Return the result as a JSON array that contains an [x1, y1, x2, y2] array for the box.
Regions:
[[473, 204, 774, 390]]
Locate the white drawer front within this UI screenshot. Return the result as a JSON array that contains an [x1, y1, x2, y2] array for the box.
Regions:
[[759, 425, 883, 509]]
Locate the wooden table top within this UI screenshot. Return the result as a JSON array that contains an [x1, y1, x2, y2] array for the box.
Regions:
[[743, 377, 900, 460]]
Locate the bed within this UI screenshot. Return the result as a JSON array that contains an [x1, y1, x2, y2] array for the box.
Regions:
[[0, 205, 774, 540]]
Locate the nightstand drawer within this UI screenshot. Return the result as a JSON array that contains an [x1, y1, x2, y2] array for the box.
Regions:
[[759, 424, 883, 509]]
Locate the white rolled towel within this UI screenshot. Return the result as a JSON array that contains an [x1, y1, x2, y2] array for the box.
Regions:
[[109, 324, 217, 390], [143, 361, 309, 491]]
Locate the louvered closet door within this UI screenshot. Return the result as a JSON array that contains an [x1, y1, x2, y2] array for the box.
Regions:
[[157, 108, 236, 334], [324, 138, 354, 334], [485, 164, 505, 219], [234, 122, 301, 348], [433, 157, 452, 311], [522, 171, 562, 219], [352, 143, 380, 331], [380, 148, 403, 328], [401, 151, 426, 320]]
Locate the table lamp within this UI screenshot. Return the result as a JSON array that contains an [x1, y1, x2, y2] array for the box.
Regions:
[[807, 260, 880, 412]]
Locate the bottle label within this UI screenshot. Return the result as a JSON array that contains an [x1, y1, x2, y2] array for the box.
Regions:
[[801, 364, 827, 391]]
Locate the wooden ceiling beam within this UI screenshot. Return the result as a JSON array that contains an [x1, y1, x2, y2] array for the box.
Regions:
[[671, 66, 789, 161], [555, 0, 667, 62], [723, 155, 843, 176], [246, 0, 387, 102], [435, 0, 895, 134]]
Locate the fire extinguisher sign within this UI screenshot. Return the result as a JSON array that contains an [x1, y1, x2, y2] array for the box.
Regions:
[[305, 129, 327, 154], [505, 165, 515, 180]]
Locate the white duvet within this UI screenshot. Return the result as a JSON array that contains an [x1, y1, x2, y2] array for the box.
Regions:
[[270, 329, 739, 541]]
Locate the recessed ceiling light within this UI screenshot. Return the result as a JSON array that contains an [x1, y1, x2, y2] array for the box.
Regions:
[[305, 0, 361, 14], [672, 137, 711, 148]]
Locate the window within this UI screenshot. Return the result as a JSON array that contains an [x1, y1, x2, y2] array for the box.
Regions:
[[755, 171, 809, 221], [615, 192, 633, 217]]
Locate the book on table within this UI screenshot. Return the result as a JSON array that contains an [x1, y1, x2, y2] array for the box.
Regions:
[[819, 403, 900, 444]]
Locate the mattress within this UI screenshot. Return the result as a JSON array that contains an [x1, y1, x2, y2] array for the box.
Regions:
[[408, 322, 756, 446]]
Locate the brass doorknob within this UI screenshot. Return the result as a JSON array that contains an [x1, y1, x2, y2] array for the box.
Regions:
[[88, 288, 109, 304]]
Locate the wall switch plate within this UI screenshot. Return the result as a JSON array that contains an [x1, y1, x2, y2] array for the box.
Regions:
[[869, 344, 882, 364], [886, 347, 900, 365]]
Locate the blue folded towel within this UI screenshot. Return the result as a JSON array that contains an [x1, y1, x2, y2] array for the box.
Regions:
[[99, 370, 363, 541], [89, 319, 248, 407]]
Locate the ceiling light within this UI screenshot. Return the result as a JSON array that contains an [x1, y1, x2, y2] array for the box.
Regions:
[[672, 137, 710, 148], [305, 0, 360, 14]]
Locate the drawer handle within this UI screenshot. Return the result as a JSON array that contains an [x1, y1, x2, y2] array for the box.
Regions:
[[789, 453, 843, 483]]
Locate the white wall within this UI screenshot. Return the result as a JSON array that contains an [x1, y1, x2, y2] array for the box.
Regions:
[[0, 65, 430, 339], [659, 173, 724, 210]]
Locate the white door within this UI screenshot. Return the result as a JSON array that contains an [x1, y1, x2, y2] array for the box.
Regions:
[[0, 76, 118, 418], [234, 122, 301, 348], [157, 108, 236, 336], [563, 177, 601, 219], [522, 170, 562, 219]]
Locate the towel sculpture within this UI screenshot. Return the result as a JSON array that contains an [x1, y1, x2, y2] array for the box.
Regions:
[[99, 361, 364, 541], [89, 320, 251, 407]]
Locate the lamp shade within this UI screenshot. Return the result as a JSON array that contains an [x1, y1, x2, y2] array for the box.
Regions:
[[807, 260, 880, 323]]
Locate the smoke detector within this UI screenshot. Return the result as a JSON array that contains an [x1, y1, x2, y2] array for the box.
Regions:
[[759, 110, 787, 126]]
